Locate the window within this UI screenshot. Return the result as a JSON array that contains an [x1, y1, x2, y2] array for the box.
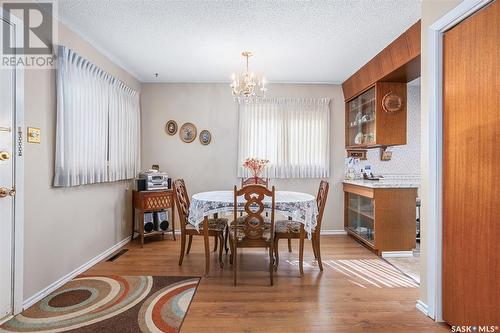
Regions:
[[54, 45, 140, 187], [237, 98, 330, 178]]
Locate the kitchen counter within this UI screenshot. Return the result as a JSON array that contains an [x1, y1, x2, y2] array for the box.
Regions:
[[343, 178, 420, 189]]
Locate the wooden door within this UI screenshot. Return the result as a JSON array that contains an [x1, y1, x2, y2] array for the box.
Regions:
[[443, 0, 500, 326]]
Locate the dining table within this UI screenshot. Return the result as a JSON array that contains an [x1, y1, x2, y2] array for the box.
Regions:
[[188, 190, 318, 276]]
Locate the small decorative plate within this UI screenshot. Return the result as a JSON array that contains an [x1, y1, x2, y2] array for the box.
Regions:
[[382, 92, 403, 113], [165, 120, 178, 136], [199, 130, 211, 145], [179, 122, 197, 143]]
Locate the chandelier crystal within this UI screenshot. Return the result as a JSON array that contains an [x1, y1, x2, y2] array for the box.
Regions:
[[230, 51, 267, 102]]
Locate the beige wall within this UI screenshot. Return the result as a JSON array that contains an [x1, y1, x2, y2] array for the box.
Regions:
[[140, 83, 345, 231], [419, 0, 461, 307], [23, 21, 140, 300]]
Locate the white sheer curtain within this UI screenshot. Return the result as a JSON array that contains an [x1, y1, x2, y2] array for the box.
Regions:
[[54, 45, 140, 187], [108, 80, 141, 181], [237, 98, 330, 179]]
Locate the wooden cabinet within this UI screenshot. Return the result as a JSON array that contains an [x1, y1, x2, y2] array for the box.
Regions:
[[345, 82, 407, 148], [405, 21, 421, 59], [132, 190, 176, 247], [342, 20, 419, 149], [344, 183, 417, 255]]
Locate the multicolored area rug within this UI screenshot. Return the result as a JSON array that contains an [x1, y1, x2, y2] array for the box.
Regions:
[[0, 276, 200, 333]]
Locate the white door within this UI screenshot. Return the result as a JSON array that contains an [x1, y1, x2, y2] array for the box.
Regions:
[[0, 18, 16, 320]]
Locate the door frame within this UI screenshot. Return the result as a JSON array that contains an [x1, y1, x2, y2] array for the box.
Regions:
[[1, 9, 25, 318], [425, 0, 493, 322]]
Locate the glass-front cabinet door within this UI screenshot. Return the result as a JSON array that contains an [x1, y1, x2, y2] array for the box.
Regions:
[[346, 86, 376, 147], [346, 192, 375, 245]]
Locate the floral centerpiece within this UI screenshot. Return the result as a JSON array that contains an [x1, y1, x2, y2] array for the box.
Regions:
[[243, 158, 269, 184]]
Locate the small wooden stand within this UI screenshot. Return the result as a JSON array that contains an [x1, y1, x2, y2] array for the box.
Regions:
[[132, 190, 176, 247]]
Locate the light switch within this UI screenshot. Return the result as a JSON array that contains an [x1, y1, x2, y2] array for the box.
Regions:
[[27, 127, 41, 143]]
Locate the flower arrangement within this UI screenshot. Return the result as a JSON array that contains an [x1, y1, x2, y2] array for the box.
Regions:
[[243, 158, 269, 183]]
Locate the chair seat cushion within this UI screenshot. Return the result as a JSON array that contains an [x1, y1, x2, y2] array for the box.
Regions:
[[233, 215, 271, 226], [229, 224, 272, 241], [229, 216, 272, 241], [275, 220, 302, 234], [186, 218, 227, 231]]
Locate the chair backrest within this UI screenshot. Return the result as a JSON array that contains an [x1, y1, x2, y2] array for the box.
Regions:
[[233, 184, 275, 241], [241, 177, 269, 188], [173, 179, 190, 232], [315, 180, 330, 235]]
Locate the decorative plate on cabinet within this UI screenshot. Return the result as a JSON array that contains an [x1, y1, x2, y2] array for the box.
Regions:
[[179, 122, 197, 143], [382, 92, 403, 113]]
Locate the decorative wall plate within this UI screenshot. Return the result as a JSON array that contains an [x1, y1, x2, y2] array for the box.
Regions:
[[199, 130, 211, 145], [179, 122, 197, 143], [165, 120, 178, 136], [382, 92, 403, 113]]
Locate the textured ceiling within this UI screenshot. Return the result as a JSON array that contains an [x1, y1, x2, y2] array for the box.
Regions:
[[56, 0, 421, 83]]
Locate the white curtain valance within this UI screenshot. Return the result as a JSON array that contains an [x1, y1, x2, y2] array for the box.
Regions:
[[54, 45, 140, 187], [237, 97, 330, 179]]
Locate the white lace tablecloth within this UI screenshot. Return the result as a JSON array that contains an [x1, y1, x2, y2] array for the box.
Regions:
[[188, 190, 318, 238]]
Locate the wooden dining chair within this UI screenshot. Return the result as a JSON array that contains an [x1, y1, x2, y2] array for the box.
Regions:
[[173, 179, 227, 269], [226, 177, 270, 253], [229, 184, 276, 286], [241, 177, 269, 188], [273, 180, 329, 275]]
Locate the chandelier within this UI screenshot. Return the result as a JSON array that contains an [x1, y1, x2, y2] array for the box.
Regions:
[[230, 51, 267, 102]]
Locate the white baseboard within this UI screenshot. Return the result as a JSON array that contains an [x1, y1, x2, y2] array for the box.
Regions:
[[22, 236, 131, 310], [0, 314, 13, 326], [416, 300, 429, 316], [320, 230, 347, 235], [381, 251, 414, 258]]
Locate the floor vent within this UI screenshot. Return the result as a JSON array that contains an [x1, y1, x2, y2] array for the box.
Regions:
[[106, 249, 129, 262]]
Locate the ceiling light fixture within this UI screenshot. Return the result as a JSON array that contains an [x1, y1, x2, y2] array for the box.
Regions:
[[230, 51, 267, 102]]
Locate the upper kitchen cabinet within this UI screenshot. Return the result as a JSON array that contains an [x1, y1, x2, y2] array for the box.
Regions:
[[342, 20, 421, 101], [346, 82, 406, 148], [342, 19, 420, 149]]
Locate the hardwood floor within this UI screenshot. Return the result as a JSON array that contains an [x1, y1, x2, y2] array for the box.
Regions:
[[87, 235, 449, 332]]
